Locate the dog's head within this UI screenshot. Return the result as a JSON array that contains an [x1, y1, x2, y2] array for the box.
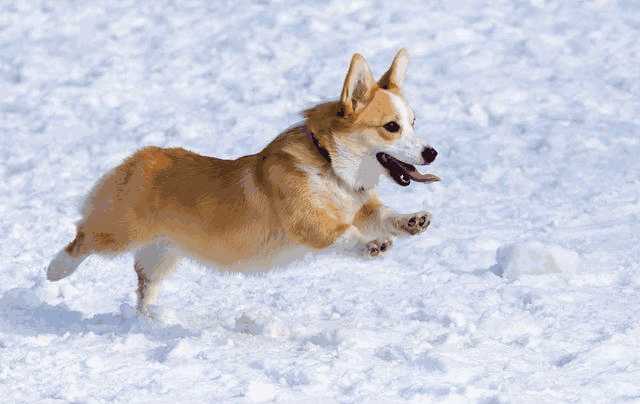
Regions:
[[308, 49, 439, 190]]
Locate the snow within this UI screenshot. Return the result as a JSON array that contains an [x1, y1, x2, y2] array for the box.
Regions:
[[491, 242, 580, 280], [246, 381, 278, 403], [1, 0, 640, 403]]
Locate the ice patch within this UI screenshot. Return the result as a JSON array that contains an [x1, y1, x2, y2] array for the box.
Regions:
[[491, 241, 580, 280]]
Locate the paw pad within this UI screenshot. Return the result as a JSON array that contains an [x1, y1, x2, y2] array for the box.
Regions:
[[366, 239, 392, 257], [403, 212, 432, 235]]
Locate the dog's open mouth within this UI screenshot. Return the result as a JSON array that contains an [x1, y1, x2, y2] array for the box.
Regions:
[[376, 152, 441, 187]]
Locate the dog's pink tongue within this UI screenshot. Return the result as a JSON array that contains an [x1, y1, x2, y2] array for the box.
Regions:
[[406, 170, 441, 183]]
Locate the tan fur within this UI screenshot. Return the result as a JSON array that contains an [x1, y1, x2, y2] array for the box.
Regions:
[[47, 49, 435, 313]]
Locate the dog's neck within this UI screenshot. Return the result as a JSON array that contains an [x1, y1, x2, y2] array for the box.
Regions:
[[302, 124, 383, 193], [303, 126, 332, 164], [331, 139, 384, 193]]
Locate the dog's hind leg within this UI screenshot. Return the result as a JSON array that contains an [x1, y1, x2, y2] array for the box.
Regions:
[[47, 150, 159, 282], [46, 218, 145, 281], [134, 240, 178, 315], [46, 230, 90, 281]]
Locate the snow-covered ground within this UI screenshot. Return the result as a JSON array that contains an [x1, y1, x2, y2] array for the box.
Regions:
[[2, 1, 640, 402]]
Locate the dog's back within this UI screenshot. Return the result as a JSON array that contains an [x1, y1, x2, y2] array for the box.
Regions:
[[48, 144, 296, 281]]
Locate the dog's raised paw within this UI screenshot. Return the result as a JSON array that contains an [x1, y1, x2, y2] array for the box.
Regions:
[[366, 239, 393, 257], [401, 211, 432, 235]]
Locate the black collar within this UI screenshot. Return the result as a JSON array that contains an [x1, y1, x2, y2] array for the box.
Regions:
[[303, 126, 331, 163]]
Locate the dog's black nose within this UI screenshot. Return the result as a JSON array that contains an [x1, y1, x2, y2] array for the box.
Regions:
[[422, 147, 438, 164]]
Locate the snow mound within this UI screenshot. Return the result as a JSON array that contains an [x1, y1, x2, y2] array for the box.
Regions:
[[234, 311, 290, 338], [246, 381, 277, 403], [491, 242, 580, 280]]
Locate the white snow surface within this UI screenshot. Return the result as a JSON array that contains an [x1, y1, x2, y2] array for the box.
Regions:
[[2, 1, 640, 403], [492, 242, 580, 280]]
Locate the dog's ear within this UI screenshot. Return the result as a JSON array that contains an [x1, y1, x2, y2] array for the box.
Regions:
[[378, 48, 408, 90], [339, 53, 376, 117]]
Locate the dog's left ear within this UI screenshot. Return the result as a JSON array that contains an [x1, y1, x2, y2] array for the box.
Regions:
[[339, 53, 376, 117], [378, 48, 409, 90]]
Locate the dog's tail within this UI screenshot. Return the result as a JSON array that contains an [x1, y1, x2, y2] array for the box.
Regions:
[[46, 248, 86, 281]]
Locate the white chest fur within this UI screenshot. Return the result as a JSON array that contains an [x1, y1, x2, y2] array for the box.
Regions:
[[298, 163, 371, 223]]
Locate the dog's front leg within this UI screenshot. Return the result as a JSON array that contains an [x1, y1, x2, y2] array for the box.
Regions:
[[352, 197, 396, 256], [284, 217, 385, 258], [333, 225, 392, 257], [270, 171, 393, 257], [386, 211, 432, 236], [272, 187, 385, 257], [354, 196, 432, 242]]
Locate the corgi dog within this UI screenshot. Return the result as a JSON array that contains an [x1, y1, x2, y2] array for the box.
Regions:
[[46, 49, 440, 314]]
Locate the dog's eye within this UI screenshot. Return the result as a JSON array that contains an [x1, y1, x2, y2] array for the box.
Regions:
[[412, 117, 416, 127], [383, 121, 400, 133]]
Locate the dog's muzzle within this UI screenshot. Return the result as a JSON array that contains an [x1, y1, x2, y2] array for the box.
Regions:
[[376, 152, 440, 187]]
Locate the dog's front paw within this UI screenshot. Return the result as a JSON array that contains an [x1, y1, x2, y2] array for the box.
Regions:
[[365, 238, 393, 257], [397, 211, 432, 235]]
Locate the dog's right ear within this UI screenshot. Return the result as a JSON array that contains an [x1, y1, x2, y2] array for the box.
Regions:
[[378, 48, 408, 90], [339, 53, 376, 117]]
